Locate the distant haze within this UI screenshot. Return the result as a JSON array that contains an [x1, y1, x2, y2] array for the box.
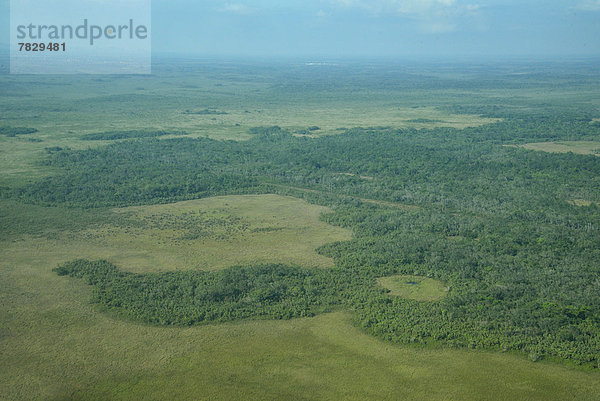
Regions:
[[151, 0, 600, 58], [2, 0, 600, 59]]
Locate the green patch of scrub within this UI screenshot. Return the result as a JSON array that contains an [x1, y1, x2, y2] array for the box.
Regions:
[[81, 130, 187, 141], [377, 274, 448, 301], [0, 126, 38, 137]]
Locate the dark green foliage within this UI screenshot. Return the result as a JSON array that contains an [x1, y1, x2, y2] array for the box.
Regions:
[[81, 130, 186, 141], [20, 114, 600, 367], [0, 126, 38, 137], [12, 137, 262, 206], [54, 259, 345, 324]]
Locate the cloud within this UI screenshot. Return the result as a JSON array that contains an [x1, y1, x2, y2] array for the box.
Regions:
[[575, 0, 600, 11], [330, 0, 483, 33], [331, 0, 463, 15], [218, 2, 254, 14]]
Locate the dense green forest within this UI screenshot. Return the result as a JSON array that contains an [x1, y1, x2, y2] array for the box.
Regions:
[[7, 108, 600, 367], [54, 259, 345, 324]]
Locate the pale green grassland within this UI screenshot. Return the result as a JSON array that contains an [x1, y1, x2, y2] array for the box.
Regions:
[[377, 274, 449, 302], [75, 194, 350, 272], [510, 141, 600, 155], [2, 64, 600, 400], [0, 194, 350, 273]]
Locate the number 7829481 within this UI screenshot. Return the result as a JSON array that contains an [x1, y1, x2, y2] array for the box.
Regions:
[[18, 42, 66, 51]]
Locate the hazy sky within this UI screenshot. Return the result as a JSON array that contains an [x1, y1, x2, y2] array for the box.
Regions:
[[2, 0, 600, 58]]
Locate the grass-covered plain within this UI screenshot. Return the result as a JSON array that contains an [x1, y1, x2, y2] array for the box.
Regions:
[[0, 194, 349, 273], [377, 274, 448, 301], [73, 194, 350, 272], [2, 60, 600, 399]]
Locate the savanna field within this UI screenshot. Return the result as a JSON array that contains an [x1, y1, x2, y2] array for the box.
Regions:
[[1, 60, 600, 400]]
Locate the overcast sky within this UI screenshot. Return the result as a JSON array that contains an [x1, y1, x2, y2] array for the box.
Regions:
[[2, 0, 600, 58]]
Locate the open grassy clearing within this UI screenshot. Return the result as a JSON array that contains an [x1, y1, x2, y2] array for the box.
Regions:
[[377, 274, 449, 302], [109, 194, 351, 271], [509, 141, 600, 155], [0, 136, 63, 186], [5, 194, 350, 273]]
